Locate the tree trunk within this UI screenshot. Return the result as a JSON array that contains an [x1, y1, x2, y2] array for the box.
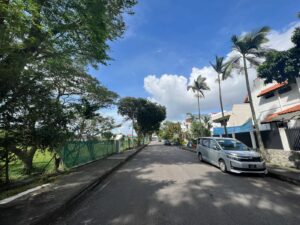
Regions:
[[197, 94, 201, 122], [5, 147, 9, 184], [242, 56, 265, 154], [10, 146, 37, 175], [218, 74, 228, 136], [54, 153, 61, 172]]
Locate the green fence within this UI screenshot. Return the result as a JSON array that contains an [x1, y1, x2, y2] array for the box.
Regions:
[[59, 137, 150, 168]]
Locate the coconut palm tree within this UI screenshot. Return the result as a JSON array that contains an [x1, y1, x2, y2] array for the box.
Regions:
[[210, 56, 233, 136], [187, 75, 210, 122], [230, 26, 270, 153]]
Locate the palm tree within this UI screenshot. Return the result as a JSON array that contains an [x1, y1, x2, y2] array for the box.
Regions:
[[230, 26, 270, 153], [187, 75, 210, 122], [210, 56, 233, 136]]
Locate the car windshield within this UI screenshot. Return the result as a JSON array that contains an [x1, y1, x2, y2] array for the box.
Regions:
[[216, 139, 249, 151]]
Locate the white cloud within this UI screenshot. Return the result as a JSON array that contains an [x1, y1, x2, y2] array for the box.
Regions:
[[144, 23, 300, 121], [265, 22, 299, 50], [100, 108, 135, 135]]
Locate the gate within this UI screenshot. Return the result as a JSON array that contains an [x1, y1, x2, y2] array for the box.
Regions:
[[285, 128, 300, 151]]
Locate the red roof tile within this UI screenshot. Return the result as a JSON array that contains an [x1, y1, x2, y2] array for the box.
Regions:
[[257, 81, 288, 97], [262, 104, 300, 123], [278, 104, 300, 115]]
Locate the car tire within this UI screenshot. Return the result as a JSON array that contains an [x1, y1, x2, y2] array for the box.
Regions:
[[198, 153, 203, 162], [219, 160, 227, 173]]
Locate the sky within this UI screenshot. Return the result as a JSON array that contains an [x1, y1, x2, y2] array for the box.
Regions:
[[89, 0, 300, 134]]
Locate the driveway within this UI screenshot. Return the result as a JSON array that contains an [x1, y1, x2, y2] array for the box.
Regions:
[[53, 142, 300, 225]]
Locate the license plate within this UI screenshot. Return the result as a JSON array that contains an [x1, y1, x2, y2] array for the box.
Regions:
[[249, 164, 257, 169]]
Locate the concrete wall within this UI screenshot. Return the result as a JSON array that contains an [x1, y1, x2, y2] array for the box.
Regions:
[[266, 149, 300, 169]]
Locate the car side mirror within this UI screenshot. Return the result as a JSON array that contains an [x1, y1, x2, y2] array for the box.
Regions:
[[213, 146, 220, 151]]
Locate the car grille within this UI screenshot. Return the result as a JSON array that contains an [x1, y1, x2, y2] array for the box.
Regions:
[[238, 157, 262, 162]]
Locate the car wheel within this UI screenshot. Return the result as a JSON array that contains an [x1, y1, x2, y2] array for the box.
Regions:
[[198, 153, 203, 162], [219, 160, 227, 173]]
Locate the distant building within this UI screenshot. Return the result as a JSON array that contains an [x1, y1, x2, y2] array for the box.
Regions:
[[212, 104, 252, 136]]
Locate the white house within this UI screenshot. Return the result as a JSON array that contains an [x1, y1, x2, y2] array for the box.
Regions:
[[251, 78, 300, 129]]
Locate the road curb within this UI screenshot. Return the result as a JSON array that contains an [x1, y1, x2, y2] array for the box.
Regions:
[[32, 144, 147, 225], [267, 170, 300, 186]]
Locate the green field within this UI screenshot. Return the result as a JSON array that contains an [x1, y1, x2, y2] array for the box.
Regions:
[[4, 150, 55, 182]]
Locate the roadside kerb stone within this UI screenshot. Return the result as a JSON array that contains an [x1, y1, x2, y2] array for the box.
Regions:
[[0, 145, 147, 225]]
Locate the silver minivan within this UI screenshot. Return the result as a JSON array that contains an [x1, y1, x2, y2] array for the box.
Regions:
[[197, 137, 267, 174]]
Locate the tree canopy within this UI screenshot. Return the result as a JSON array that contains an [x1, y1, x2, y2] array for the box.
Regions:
[[118, 97, 166, 142], [0, 0, 136, 178], [258, 26, 300, 83]]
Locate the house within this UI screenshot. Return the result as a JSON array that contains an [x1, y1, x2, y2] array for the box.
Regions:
[[251, 77, 300, 129], [212, 104, 252, 136]]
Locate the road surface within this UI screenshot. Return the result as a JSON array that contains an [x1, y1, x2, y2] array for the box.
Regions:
[[53, 142, 300, 225]]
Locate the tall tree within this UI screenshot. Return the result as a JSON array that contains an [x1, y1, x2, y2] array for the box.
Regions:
[[187, 75, 210, 122], [0, 0, 132, 175], [210, 56, 233, 136], [118, 97, 140, 138], [231, 26, 270, 154], [118, 98, 166, 144]]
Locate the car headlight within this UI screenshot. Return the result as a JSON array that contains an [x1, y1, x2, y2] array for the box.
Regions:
[[226, 154, 240, 161]]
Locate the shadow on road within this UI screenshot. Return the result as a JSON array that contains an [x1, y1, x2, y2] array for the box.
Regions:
[[53, 144, 300, 225]]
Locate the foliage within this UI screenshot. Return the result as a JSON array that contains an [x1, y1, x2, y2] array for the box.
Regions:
[[187, 74, 210, 122], [258, 26, 300, 83], [187, 75, 210, 97], [188, 114, 212, 138], [118, 97, 166, 143], [0, 0, 135, 178], [159, 121, 183, 143], [136, 100, 166, 137], [210, 56, 233, 81]]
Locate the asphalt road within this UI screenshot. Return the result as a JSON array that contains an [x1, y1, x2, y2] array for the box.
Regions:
[[53, 142, 300, 225]]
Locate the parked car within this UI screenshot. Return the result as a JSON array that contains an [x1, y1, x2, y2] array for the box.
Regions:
[[164, 140, 171, 146], [196, 137, 267, 174]]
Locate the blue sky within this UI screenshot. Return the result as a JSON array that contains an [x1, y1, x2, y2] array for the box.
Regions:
[[91, 0, 299, 128]]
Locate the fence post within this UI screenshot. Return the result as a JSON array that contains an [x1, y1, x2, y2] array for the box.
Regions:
[[116, 140, 121, 153], [250, 131, 257, 149], [232, 133, 236, 139], [279, 128, 291, 151]]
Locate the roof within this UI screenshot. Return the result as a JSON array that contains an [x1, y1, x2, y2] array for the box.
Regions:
[[262, 104, 300, 123], [211, 111, 231, 123], [257, 81, 288, 97], [278, 104, 300, 115]]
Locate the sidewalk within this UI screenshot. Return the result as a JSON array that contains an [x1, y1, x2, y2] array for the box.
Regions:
[[267, 164, 300, 185], [0, 145, 146, 225], [180, 146, 300, 185]]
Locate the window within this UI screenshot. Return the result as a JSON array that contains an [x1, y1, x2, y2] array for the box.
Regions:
[[210, 140, 220, 150], [264, 92, 275, 99], [278, 85, 292, 95], [216, 139, 249, 151], [202, 139, 210, 147]]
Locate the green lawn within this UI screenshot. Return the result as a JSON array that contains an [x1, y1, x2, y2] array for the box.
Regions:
[[6, 150, 55, 182]]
